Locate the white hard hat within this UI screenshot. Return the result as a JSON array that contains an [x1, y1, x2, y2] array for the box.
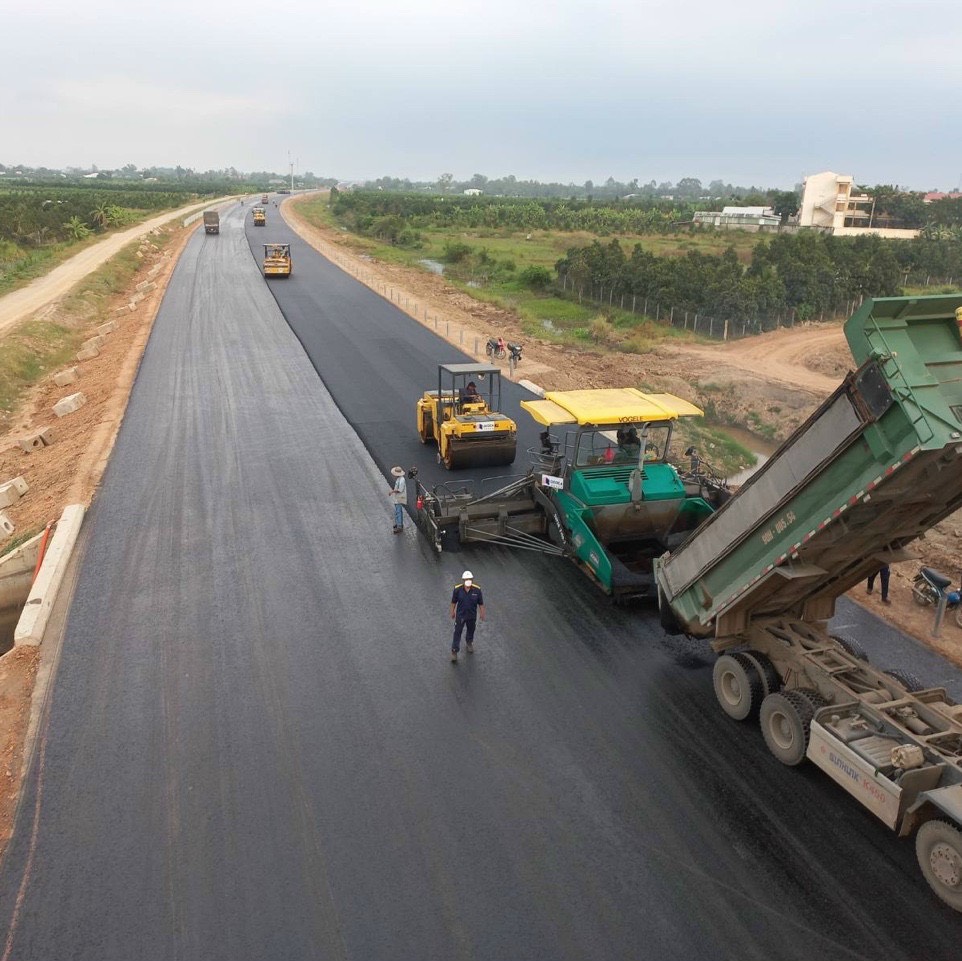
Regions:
[[462, 570, 474, 580]]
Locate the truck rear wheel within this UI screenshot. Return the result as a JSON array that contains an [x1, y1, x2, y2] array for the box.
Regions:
[[743, 651, 781, 699], [760, 690, 817, 766], [884, 668, 925, 693], [713, 653, 763, 721], [916, 820, 962, 911]]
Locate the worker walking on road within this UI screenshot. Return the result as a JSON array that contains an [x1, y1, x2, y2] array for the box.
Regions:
[[389, 466, 407, 533], [450, 571, 484, 662]]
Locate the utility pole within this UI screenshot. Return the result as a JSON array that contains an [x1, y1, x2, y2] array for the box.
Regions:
[[288, 150, 294, 192]]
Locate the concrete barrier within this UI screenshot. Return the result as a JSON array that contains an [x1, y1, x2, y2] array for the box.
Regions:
[[81, 334, 106, 352], [0, 513, 13, 535], [54, 367, 79, 387], [518, 379, 546, 398], [76, 346, 100, 362], [95, 320, 118, 336], [14, 504, 85, 646]]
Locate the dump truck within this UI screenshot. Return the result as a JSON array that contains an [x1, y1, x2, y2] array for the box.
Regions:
[[412, 386, 729, 597], [203, 210, 220, 235], [416, 363, 517, 470], [262, 243, 291, 278], [252, 207, 266, 226], [654, 295, 962, 911]]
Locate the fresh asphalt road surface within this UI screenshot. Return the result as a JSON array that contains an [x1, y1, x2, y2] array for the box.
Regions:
[[2, 203, 962, 960], [245, 206, 544, 491]]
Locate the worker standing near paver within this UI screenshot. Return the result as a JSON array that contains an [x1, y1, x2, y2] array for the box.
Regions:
[[450, 571, 484, 662], [389, 466, 406, 533]]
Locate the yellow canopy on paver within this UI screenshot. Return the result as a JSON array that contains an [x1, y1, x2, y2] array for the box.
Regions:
[[521, 388, 703, 427]]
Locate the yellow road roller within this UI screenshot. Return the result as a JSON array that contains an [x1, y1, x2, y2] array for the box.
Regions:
[[417, 363, 517, 470], [262, 243, 292, 277]]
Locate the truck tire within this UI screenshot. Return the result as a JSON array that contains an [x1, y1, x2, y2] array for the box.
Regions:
[[760, 690, 817, 766], [743, 651, 781, 699], [884, 668, 925, 693], [831, 633, 868, 662], [713, 653, 764, 721], [916, 820, 962, 911]]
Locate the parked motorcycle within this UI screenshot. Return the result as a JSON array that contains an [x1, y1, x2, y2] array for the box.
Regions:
[[912, 567, 962, 626], [485, 337, 507, 359], [485, 338, 523, 363]]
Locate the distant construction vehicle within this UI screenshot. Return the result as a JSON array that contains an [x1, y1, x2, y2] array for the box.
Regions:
[[261, 193, 270, 204], [417, 363, 517, 470], [202, 211, 219, 235], [262, 243, 291, 278], [252, 207, 266, 226]]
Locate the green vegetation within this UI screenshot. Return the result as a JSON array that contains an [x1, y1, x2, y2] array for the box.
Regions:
[[308, 192, 962, 342], [0, 233, 168, 431], [0, 320, 81, 422], [0, 183, 213, 297]]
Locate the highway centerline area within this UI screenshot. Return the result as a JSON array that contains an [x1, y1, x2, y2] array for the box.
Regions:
[[0, 203, 960, 960]]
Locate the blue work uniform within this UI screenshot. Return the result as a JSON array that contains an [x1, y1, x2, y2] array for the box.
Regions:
[[451, 582, 483, 653]]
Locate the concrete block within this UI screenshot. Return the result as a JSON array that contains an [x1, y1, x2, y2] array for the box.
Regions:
[[130, 292, 145, 304], [81, 334, 106, 351], [76, 346, 100, 362], [135, 280, 156, 292], [114, 304, 133, 315], [17, 435, 44, 453], [0, 513, 13, 536], [18, 429, 53, 452], [53, 367, 79, 387], [8, 477, 28, 496], [0, 485, 21, 509], [53, 392, 87, 417], [95, 320, 118, 336]]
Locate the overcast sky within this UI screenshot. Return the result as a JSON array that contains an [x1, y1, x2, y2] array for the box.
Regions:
[[8, 0, 962, 190]]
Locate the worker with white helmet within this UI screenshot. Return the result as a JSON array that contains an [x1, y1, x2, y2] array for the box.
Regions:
[[449, 570, 485, 662]]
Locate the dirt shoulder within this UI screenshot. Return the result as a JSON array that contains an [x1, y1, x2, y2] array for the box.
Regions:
[[282, 196, 962, 670]]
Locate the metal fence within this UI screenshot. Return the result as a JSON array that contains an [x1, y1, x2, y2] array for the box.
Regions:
[[555, 279, 867, 340]]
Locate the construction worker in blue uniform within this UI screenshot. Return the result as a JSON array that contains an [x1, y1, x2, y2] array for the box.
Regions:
[[450, 570, 484, 662]]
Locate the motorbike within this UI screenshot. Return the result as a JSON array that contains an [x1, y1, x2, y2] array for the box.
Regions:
[[485, 339, 523, 363], [485, 338, 507, 359], [912, 567, 962, 626]]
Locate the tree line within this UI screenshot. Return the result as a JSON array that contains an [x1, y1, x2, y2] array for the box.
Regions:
[[556, 233, 962, 324], [0, 184, 210, 247], [332, 189, 962, 244]]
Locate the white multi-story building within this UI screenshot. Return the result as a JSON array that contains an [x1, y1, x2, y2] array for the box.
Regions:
[[799, 171, 918, 238], [798, 172, 872, 231]]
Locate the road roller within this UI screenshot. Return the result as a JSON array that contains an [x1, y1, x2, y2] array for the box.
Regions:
[[417, 362, 517, 470]]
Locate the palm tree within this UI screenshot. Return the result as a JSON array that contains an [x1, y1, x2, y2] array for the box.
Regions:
[[90, 201, 111, 229]]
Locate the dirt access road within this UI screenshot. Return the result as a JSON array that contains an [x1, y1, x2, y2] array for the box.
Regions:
[[0, 198, 231, 338]]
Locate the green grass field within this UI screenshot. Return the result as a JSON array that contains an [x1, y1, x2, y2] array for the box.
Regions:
[[295, 197, 735, 348]]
